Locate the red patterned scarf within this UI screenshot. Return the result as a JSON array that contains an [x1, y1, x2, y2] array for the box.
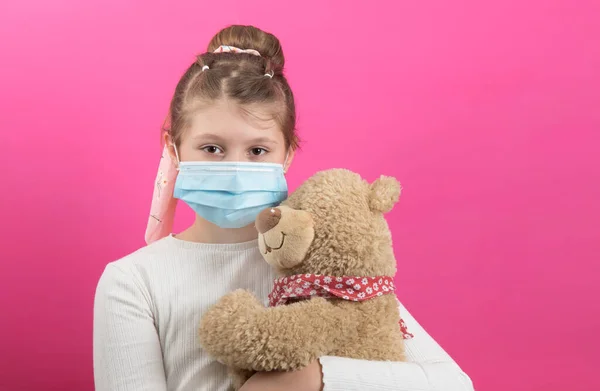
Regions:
[[268, 274, 413, 339]]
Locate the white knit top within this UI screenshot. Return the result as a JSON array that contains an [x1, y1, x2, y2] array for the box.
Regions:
[[93, 234, 474, 391]]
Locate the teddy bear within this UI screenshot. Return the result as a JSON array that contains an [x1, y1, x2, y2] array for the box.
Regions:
[[198, 168, 408, 390]]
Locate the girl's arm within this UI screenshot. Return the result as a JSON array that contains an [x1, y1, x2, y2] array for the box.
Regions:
[[240, 299, 474, 391], [319, 299, 474, 391], [93, 263, 168, 391]]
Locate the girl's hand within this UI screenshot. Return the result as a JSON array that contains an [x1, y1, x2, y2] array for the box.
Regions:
[[239, 360, 324, 391]]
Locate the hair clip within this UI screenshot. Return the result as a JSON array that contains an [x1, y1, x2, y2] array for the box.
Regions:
[[202, 65, 210, 71], [264, 70, 274, 78]]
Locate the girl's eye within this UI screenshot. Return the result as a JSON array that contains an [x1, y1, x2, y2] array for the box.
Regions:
[[202, 145, 223, 154], [250, 147, 267, 156]]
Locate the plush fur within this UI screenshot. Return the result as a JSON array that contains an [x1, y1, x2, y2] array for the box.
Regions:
[[198, 169, 405, 390]]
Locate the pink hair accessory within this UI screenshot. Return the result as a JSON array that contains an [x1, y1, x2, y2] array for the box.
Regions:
[[144, 144, 179, 244], [213, 45, 261, 57], [208, 45, 273, 78]]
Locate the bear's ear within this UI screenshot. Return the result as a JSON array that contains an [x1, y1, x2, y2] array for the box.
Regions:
[[369, 175, 401, 213]]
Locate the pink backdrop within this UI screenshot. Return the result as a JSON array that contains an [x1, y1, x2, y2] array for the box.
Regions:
[[1, 1, 599, 390]]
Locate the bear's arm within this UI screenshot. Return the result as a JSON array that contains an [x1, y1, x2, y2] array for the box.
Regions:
[[199, 290, 357, 372]]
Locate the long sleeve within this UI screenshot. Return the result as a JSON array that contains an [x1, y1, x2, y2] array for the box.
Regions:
[[320, 300, 474, 391], [93, 263, 168, 391]]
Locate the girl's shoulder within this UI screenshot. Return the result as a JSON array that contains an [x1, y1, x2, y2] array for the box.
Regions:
[[95, 236, 181, 297]]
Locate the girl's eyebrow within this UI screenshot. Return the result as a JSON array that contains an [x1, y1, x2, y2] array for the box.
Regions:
[[248, 137, 278, 145], [192, 133, 225, 141], [192, 134, 278, 145]]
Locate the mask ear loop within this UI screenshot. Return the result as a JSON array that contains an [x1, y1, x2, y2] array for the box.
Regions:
[[283, 151, 290, 174], [171, 143, 181, 170]]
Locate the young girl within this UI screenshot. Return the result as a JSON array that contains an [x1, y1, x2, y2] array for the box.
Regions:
[[93, 25, 474, 391]]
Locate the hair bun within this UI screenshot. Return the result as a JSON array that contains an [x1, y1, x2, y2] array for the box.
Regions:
[[207, 25, 285, 73]]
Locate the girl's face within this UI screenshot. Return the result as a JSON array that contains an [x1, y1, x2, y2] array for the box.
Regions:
[[167, 98, 294, 170]]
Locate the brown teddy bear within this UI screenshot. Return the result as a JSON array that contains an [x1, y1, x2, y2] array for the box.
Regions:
[[198, 168, 408, 390]]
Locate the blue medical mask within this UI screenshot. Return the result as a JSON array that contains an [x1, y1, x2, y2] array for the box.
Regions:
[[172, 157, 288, 229]]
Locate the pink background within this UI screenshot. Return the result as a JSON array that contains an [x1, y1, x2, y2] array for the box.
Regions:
[[1, 0, 599, 390]]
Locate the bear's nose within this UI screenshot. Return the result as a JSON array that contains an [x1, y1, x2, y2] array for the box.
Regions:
[[256, 207, 282, 234]]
